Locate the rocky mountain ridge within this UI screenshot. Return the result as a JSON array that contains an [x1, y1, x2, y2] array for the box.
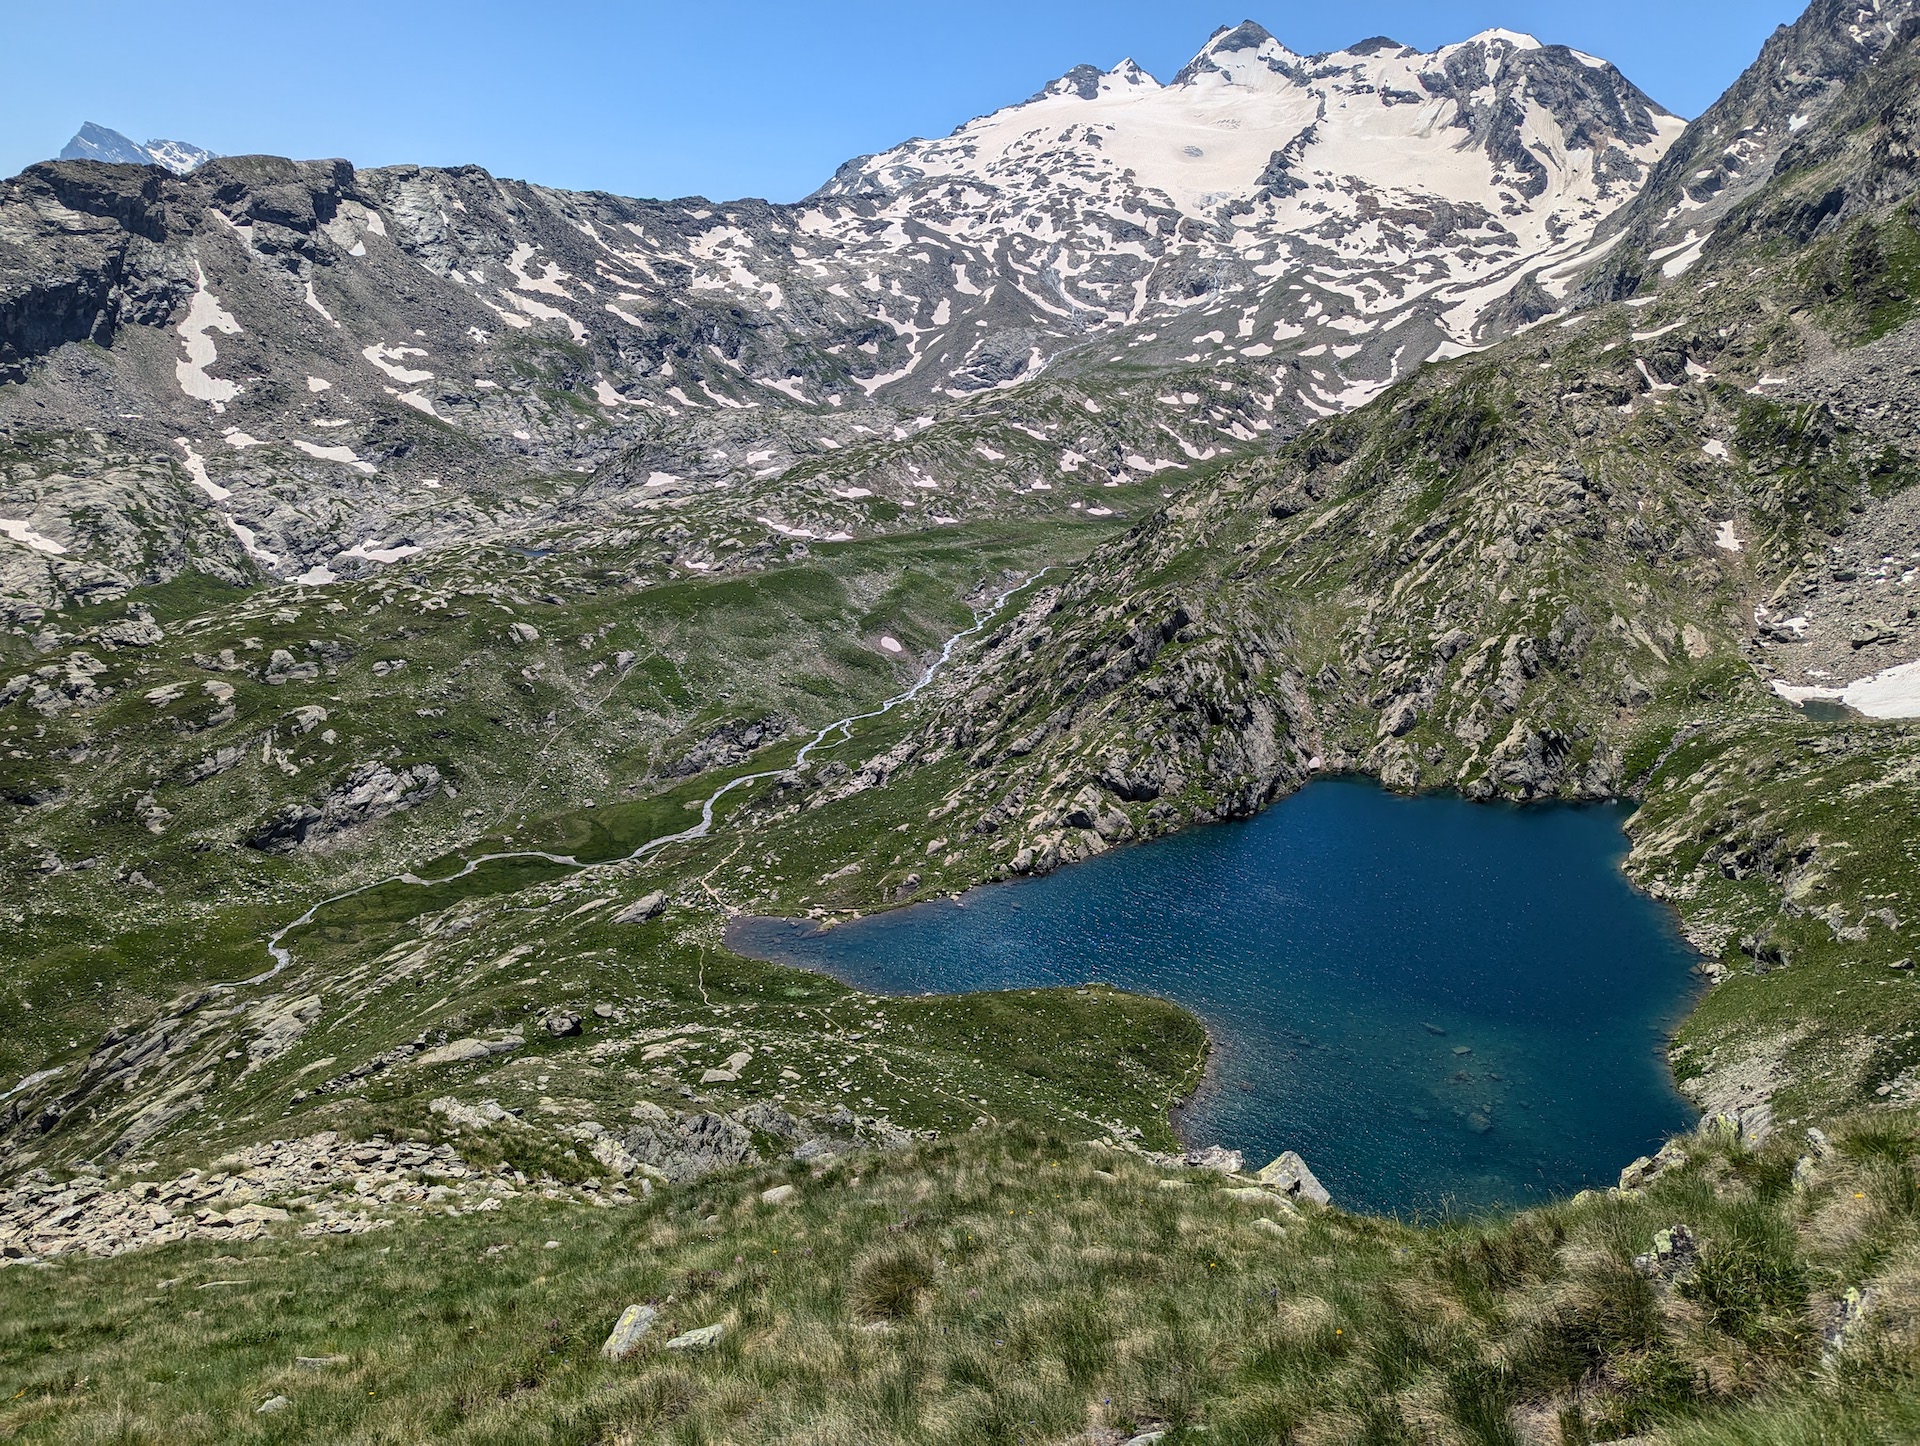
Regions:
[[1574, 0, 1920, 305], [2, 21, 1680, 614]]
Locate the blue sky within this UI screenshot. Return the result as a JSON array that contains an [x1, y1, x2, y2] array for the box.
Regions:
[[1, 1, 1804, 201]]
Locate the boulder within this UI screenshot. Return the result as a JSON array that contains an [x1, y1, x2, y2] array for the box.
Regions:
[[623, 1110, 758, 1183], [668, 716, 790, 777], [99, 614, 164, 648], [1255, 1151, 1331, 1206], [664, 1323, 724, 1351], [1184, 1145, 1245, 1175], [224, 1204, 290, 1226], [614, 891, 668, 924], [246, 761, 442, 853], [601, 1303, 659, 1361], [1700, 1102, 1773, 1146], [542, 1010, 583, 1038], [429, 1096, 514, 1130], [759, 1184, 796, 1205], [263, 648, 319, 684], [701, 1049, 752, 1084], [414, 1032, 523, 1068], [1618, 1138, 1689, 1190]]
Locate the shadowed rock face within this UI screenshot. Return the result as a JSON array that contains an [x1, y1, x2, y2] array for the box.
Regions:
[[0, 163, 186, 380], [1573, 0, 1920, 305], [668, 716, 792, 778]]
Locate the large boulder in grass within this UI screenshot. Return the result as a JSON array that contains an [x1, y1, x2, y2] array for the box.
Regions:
[[1255, 1151, 1331, 1206], [614, 891, 668, 923], [245, 761, 441, 853], [601, 1304, 658, 1361]]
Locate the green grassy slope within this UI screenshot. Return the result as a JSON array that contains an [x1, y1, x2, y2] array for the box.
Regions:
[[2, 1111, 1917, 1444]]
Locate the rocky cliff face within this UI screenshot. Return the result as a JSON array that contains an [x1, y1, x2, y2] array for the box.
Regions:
[[1571, 0, 1920, 303]]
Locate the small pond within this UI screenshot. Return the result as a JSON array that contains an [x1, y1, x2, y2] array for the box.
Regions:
[[730, 778, 1701, 1216]]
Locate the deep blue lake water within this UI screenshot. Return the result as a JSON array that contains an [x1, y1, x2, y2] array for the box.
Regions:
[[729, 779, 1702, 1216]]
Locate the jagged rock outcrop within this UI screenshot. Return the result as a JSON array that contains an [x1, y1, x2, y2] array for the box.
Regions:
[[1571, 0, 1920, 306], [244, 760, 442, 852], [619, 1100, 926, 1183], [668, 716, 791, 777]]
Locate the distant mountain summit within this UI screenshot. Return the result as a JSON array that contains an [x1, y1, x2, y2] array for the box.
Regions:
[[58, 122, 214, 174]]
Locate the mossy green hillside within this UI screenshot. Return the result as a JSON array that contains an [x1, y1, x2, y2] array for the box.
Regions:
[[2, 1112, 1916, 1444]]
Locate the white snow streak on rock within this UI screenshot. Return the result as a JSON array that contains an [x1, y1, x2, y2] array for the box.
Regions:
[[760, 377, 811, 404], [174, 439, 232, 501], [362, 344, 434, 384], [293, 440, 377, 475], [0, 517, 67, 554], [339, 541, 423, 564], [303, 281, 338, 325], [175, 266, 242, 410], [224, 516, 281, 570], [504, 291, 587, 340]]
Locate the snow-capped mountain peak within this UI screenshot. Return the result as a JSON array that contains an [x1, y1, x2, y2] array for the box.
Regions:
[[1029, 57, 1161, 105], [1171, 20, 1305, 85], [1463, 27, 1543, 50], [57, 123, 215, 174], [142, 138, 218, 175]]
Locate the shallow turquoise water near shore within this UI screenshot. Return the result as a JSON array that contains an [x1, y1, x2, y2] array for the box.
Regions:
[[730, 778, 1701, 1216]]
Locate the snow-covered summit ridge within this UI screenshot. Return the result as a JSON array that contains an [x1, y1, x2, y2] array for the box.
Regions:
[[822, 21, 1675, 226], [799, 18, 1682, 393]]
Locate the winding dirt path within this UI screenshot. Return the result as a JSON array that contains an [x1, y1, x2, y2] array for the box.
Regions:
[[248, 573, 1047, 985]]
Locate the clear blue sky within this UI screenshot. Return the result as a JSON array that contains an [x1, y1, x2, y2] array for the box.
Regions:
[[1, 1, 1805, 202]]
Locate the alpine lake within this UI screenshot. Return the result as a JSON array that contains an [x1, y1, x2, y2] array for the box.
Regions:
[[730, 778, 1702, 1216]]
